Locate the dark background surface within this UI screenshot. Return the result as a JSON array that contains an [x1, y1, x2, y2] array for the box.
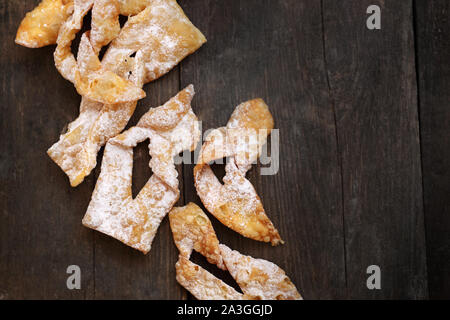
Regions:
[[0, 0, 448, 299]]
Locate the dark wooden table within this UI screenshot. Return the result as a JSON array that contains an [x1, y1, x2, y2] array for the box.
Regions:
[[1, 0, 448, 300]]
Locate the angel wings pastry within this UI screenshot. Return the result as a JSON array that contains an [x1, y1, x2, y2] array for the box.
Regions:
[[15, 1, 301, 298], [43, 0, 206, 187], [194, 99, 283, 245], [169, 203, 302, 300], [82, 85, 200, 253]]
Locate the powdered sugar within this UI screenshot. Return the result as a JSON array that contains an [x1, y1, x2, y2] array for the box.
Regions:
[[82, 86, 200, 253], [194, 99, 282, 245], [103, 0, 206, 83], [219, 244, 302, 300], [48, 0, 206, 187], [170, 204, 301, 300]]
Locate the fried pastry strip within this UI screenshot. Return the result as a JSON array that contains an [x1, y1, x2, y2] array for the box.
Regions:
[[15, 0, 151, 49], [90, 0, 121, 54], [219, 244, 302, 300], [169, 203, 301, 300], [54, 0, 94, 83], [53, 0, 144, 104], [15, 0, 74, 48], [48, 0, 206, 186], [48, 36, 146, 186], [169, 203, 225, 270], [75, 32, 145, 104], [102, 0, 207, 83], [82, 85, 200, 253], [194, 99, 283, 245], [175, 256, 243, 300]]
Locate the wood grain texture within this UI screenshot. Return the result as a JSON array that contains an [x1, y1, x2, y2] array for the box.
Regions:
[[179, 0, 346, 299], [415, 0, 450, 300], [0, 0, 94, 299], [1, 0, 447, 300], [322, 0, 427, 298]]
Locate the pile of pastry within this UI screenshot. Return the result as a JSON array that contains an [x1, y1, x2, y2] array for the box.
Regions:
[[16, 0, 302, 300]]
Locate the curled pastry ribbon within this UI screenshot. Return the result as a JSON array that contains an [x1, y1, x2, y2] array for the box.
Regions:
[[194, 99, 283, 245], [47, 0, 206, 187], [169, 203, 302, 300], [82, 85, 200, 254]]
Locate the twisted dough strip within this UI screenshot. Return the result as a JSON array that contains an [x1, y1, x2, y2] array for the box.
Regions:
[[48, 32, 146, 187], [15, 0, 154, 49], [74, 31, 146, 104], [169, 203, 302, 300], [53, 0, 145, 104], [170, 203, 226, 270], [101, 0, 207, 84], [82, 85, 200, 253], [48, 0, 206, 187], [90, 0, 121, 54], [194, 99, 283, 245], [15, 0, 144, 104], [53, 0, 94, 83]]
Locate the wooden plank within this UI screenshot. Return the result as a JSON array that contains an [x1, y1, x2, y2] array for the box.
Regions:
[[415, 0, 450, 299], [92, 70, 187, 299], [322, 0, 428, 298], [179, 0, 346, 299], [0, 0, 94, 299], [2, 0, 440, 300]]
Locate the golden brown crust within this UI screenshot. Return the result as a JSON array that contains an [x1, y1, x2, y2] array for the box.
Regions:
[[48, 0, 206, 187], [170, 204, 302, 300], [74, 32, 145, 104], [219, 244, 302, 300], [15, 0, 74, 48], [102, 0, 207, 84], [54, 0, 94, 83], [90, 0, 121, 54], [117, 0, 151, 16], [194, 99, 283, 245], [52, 0, 144, 104], [47, 34, 147, 187], [175, 256, 243, 300], [169, 203, 225, 270], [82, 86, 200, 253]]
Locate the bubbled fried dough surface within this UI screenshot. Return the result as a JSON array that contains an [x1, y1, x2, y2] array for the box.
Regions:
[[175, 256, 244, 300], [82, 86, 200, 253], [194, 99, 283, 245], [102, 0, 207, 84], [90, 0, 121, 54], [15, 0, 74, 48], [54, 0, 94, 83], [47, 0, 206, 187], [117, 0, 151, 16], [14, 0, 154, 49], [219, 244, 302, 300], [169, 203, 225, 270], [74, 32, 146, 104], [47, 39, 146, 187], [170, 204, 302, 300]]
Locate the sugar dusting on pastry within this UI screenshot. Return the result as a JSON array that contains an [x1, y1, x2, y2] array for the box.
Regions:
[[48, 0, 206, 187], [194, 99, 283, 245], [169, 203, 301, 300], [219, 244, 302, 300], [82, 86, 200, 253]]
